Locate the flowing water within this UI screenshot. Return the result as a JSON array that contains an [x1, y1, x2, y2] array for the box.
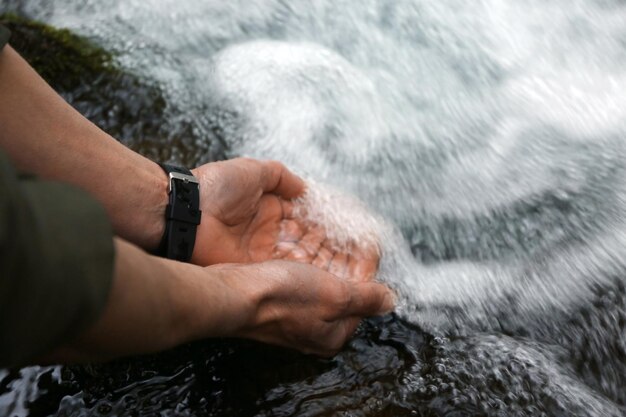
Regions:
[[3, 0, 626, 415]]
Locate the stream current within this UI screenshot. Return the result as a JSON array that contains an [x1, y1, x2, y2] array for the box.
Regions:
[[3, 1, 626, 416]]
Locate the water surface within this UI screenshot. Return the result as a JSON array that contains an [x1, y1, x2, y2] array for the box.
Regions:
[[2, 1, 626, 415]]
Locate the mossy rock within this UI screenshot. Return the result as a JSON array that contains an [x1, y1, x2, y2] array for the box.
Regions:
[[0, 13, 226, 165], [0, 13, 115, 88]]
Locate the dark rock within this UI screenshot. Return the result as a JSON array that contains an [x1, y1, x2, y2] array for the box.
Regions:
[[0, 12, 226, 165]]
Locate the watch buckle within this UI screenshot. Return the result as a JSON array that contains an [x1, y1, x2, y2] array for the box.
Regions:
[[168, 171, 199, 193]]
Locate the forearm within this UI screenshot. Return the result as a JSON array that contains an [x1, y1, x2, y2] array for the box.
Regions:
[[41, 241, 393, 363], [0, 46, 166, 249], [44, 238, 251, 363]]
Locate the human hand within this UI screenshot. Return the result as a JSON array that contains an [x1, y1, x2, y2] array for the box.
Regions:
[[191, 158, 379, 281], [216, 260, 394, 356], [38, 245, 391, 365]]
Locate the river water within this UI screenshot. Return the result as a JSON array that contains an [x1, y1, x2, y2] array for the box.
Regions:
[[2, 1, 626, 416]]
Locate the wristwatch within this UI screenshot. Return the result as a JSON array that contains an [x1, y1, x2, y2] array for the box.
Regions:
[[157, 163, 202, 262]]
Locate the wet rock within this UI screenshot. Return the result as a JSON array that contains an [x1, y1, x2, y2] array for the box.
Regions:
[[0, 12, 226, 165]]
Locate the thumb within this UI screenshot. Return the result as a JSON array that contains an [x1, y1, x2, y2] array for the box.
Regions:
[[261, 160, 306, 199], [344, 281, 395, 317]]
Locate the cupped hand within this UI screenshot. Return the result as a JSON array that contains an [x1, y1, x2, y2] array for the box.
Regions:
[[217, 260, 394, 356], [191, 158, 379, 281]]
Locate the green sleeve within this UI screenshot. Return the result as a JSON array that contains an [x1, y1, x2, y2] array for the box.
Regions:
[[0, 24, 9, 51], [0, 150, 115, 368]]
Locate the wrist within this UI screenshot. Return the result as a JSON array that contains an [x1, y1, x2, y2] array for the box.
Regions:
[[155, 163, 202, 261], [215, 262, 283, 339], [130, 159, 168, 251], [167, 262, 260, 342]]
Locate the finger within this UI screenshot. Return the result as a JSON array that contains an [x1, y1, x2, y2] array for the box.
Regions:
[[261, 160, 306, 199], [321, 317, 361, 354], [349, 256, 379, 282], [283, 231, 321, 263], [319, 237, 343, 255], [297, 227, 326, 257], [281, 199, 309, 225], [344, 282, 395, 317], [273, 241, 299, 259], [278, 220, 305, 242], [280, 199, 296, 219], [312, 246, 333, 270], [346, 254, 359, 281], [329, 253, 349, 278], [346, 245, 380, 282], [284, 246, 314, 263]]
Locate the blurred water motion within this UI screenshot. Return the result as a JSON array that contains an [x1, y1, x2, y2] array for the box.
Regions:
[[3, 1, 626, 415]]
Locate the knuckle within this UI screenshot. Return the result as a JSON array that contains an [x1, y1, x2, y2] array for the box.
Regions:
[[332, 283, 352, 314], [326, 321, 356, 352], [267, 159, 284, 169], [327, 335, 346, 353]]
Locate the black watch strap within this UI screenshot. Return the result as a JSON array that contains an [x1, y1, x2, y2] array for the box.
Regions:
[[157, 163, 202, 262]]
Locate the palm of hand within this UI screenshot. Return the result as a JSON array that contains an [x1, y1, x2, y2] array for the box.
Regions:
[[190, 159, 379, 282]]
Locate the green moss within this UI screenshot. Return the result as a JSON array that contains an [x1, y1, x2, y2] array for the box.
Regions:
[[0, 13, 116, 90], [0, 13, 226, 165]]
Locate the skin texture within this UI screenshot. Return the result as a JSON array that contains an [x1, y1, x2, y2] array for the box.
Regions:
[[192, 158, 380, 282], [223, 261, 391, 356], [0, 45, 377, 283], [0, 44, 391, 363], [46, 240, 393, 362]]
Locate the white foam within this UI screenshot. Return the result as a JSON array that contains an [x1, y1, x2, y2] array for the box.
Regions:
[[18, 0, 626, 329], [292, 181, 387, 254], [9, 0, 626, 409]]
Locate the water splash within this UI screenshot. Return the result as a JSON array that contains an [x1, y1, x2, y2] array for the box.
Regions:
[[5, 0, 626, 414]]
